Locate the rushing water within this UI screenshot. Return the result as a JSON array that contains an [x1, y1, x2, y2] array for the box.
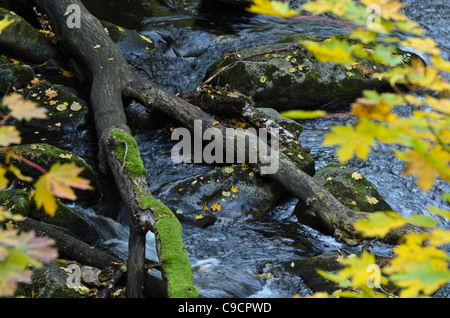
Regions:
[[65, 0, 450, 297]]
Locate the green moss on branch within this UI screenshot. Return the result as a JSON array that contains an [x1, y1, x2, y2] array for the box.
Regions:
[[137, 193, 199, 298], [110, 130, 147, 178]]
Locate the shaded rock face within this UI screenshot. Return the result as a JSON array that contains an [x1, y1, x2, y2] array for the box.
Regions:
[[294, 163, 392, 233], [0, 56, 35, 94], [0, 189, 99, 244], [204, 34, 394, 111], [0, 7, 59, 63]]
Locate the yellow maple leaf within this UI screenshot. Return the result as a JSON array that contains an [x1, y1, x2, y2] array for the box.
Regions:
[[0, 16, 13, 33], [3, 92, 47, 121], [211, 202, 221, 212], [0, 125, 21, 146], [351, 172, 363, 180], [247, 0, 299, 18], [231, 185, 239, 193], [322, 118, 377, 162], [397, 145, 450, 192], [203, 202, 209, 211], [354, 211, 407, 238], [400, 37, 441, 56], [34, 162, 93, 216], [351, 98, 396, 122], [361, 0, 408, 21], [195, 215, 204, 220], [60, 68, 74, 78], [303, 40, 354, 64], [301, 0, 334, 15], [45, 88, 58, 100]]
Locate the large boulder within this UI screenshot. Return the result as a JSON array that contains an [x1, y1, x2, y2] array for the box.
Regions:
[[155, 147, 314, 227], [294, 163, 392, 232], [0, 188, 99, 243], [15, 81, 90, 131], [0, 8, 59, 63], [0, 56, 35, 94], [204, 34, 395, 111]]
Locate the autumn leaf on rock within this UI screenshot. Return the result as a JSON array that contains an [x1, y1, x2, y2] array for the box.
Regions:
[[34, 162, 93, 216], [45, 88, 58, 100], [211, 202, 221, 212]]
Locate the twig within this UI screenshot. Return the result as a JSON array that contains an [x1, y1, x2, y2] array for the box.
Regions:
[[202, 44, 304, 86]]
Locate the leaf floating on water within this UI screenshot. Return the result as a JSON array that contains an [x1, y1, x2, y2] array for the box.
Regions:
[[203, 202, 209, 211], [195, 215, 204, 220], [222, 191, 230, 197], [231, 185, 238, 193], [260, 75, 267, 83], [139, 34, 153, 44], [224, 167, 234, 174]]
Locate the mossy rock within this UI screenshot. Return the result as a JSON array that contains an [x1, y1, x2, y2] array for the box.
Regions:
[[0, 188, 99, 243], [0, 56, 35, 94], [0, 8, 59, 63], [280, 148, 315, 177], [18, 260, 85, 298], [14, 81, 90, 131], [0, 143, 97, 201], [257, 107, 304, 139], [294, 163, 391, 230], [204, 34, 395, 111]]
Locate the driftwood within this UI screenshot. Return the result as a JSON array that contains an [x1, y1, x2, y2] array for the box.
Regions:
[[22, 0, 419, 297]]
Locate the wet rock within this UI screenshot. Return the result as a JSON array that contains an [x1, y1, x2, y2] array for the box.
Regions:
[[283, 252, 345, 294], [16, 81, 90, 131], [0, 188, 99, 243], [294, 163, 392, 231], [18, 260, 87, 298], [155, 165, 282, 226], [283, 251, 390, 294], [204, 34, 395, 111], [0, 8, 59, 63], [155, 148, 314, 227], [0, 56, 35, 94]]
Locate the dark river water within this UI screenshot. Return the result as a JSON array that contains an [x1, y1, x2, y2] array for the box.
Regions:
[[55, 0, 450, 297]]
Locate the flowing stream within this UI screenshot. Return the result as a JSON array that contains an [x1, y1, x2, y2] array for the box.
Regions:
[[59, 0, 450, 297]]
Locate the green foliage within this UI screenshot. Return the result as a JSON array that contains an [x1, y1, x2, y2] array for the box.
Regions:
[[249, 0, 450, 297]]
